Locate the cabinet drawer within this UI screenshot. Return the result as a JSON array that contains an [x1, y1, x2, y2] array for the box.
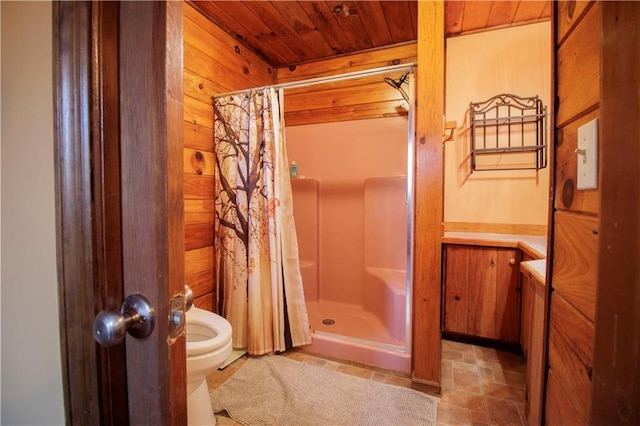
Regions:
[[552, 211, 598, 321], [547, 292, 594, 424]]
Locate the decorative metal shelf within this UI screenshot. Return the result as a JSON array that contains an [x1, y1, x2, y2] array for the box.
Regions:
[[470, 93, 547, 172]]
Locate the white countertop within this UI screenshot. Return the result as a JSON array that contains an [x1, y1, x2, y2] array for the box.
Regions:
[[520, 259, 547, 284]]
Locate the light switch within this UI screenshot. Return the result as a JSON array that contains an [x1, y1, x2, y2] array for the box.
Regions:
[[576, 118, 598, 190]]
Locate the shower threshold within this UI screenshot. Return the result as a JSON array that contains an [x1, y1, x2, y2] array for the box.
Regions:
[[313, 329, 406, 353], [304, 330, 411, 374]]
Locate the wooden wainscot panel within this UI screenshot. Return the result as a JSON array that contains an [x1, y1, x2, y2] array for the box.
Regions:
[[184, 147, 215, 176], [194, 293, 215, 312], [284, 75, 404, 112], [184, 199, 214, 226], [184, 121, 214, 152], [184, 174, 214, 200], [552, 211, 598, 321], [557, 0, 595, 45], [545, 368, 588, 426], [184, 3, 274, 89], [554, 109, 600, 214], [276, 42, 417, 82], [184, 95, 214, 129], [285, 100, 408, 127], [279, 44, 415, 126], [556, 2, 600, 127], [185, 246, 214, 278], [184, 68, 218, 105], [185, 222, 214, 252], [284, 83, 407, 124], [187, 269, 215, 300], [183, 42, 265, 96], [547, 292, 595, 425]]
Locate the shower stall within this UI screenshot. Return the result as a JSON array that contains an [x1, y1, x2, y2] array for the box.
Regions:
[[286, 114, 414, 373], [211, 63, 416, 373]]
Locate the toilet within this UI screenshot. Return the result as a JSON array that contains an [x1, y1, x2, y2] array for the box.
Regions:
[[186, 306, 233, 426]]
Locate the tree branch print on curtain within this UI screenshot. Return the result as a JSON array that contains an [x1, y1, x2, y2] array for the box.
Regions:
[[213, 89, 311, 355]]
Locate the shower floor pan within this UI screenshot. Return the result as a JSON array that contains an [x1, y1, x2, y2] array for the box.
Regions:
[[304, 300, 410, 373]]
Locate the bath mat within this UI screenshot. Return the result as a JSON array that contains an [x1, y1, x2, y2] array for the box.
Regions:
[[211, 355, 436, 425], [219, 348, 248, 370]]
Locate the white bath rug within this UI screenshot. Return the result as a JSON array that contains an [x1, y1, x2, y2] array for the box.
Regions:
[[211, 355, 436, 425]]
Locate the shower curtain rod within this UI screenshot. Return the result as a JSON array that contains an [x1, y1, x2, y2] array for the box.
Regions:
[[211, 62, 417, 99]]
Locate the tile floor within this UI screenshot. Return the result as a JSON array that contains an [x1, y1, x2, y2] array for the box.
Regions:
[[207, 339, 527, 425]]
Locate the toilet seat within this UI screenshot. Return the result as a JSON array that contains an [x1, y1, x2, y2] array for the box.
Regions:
[[186, 307, 233, 357]]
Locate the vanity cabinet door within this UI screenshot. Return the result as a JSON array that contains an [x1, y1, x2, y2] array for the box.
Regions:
[[523, 271, 545, 426], [443, 244, 521, 343], [443, 245, 470, 334]]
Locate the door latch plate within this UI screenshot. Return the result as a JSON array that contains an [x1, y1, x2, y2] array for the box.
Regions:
[[169, 294, 185, 339]]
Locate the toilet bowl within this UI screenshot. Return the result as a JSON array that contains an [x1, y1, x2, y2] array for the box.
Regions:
[[186, 306, 233, 426]]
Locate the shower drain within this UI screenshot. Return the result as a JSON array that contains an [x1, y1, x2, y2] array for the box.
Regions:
[[322, 318, 335, 325]]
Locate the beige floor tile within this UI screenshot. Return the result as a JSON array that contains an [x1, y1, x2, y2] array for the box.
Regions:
[[335, 363, 374, 379], [443, 348, 465, 361], [440, 387, 486, 412], [485, 396, 525, 425], [451, 359, 479, 373], [437, 402, 474, 425], [470, 408, 489, 425], [383, 374, 412, 388], [453, 368, 482, 390], [483, 382, 526, 402]]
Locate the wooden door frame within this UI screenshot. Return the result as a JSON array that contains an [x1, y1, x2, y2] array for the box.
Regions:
[[53, 2, 186, 424], [591, 2, 640, 423], [411, 1, 444, 393]]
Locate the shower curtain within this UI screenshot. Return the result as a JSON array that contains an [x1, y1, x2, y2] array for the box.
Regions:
[[213, 88, 311, 355]]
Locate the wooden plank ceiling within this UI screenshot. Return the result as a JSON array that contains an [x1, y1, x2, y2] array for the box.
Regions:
[[190, 1, 550, 68]]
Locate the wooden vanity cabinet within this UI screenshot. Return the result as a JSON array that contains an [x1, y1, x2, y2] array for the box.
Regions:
[[443, 244, 521, 343], [520, 261, 546, 426]]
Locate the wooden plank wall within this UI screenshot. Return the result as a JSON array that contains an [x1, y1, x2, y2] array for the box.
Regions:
[[276, 43, 417, 126], [183, 3, 274, 311], [546, 1, 599, 424]]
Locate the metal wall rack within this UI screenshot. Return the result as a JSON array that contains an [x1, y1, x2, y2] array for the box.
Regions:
[[470, 93, 547, 171]]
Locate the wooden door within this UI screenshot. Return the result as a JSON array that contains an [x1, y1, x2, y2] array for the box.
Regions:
[[494, 248, 521, 343], [53, 2, 186, 424], [455, 246, 521, 342]]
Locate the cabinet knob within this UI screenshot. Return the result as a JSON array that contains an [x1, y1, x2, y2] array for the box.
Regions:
[[454, 295, 460, 301], [509, 258, 516, 265]]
